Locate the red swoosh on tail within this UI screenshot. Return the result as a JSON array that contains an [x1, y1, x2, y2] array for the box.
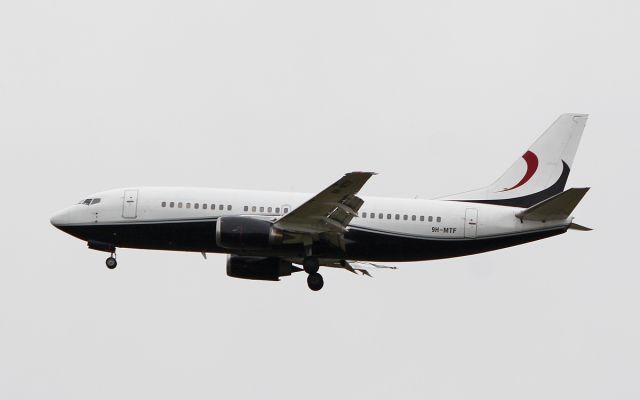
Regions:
[[501, 151, 539, 192]]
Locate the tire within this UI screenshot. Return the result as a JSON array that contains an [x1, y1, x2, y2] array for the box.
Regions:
[[106, 257, 117, 269], [307, 273, 324, 291]]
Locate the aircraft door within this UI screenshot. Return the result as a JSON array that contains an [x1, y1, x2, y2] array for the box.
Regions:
[[122, 189, 139, 219], [465, 208, 478, 238]]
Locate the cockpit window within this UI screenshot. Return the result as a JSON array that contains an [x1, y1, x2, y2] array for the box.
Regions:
[[78, 198, 101, 205]]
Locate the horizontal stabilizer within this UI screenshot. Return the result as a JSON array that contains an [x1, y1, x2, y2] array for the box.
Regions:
[[515, 187, 590, 222], [569, 222, 593, 231]]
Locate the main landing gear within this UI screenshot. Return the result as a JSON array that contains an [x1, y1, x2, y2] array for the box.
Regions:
[[105, 253, 117, 269], [307, 272, 324, 291], [303, 256, 323, 291]]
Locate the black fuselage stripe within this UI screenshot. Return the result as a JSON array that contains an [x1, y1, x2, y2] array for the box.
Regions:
[[56, 219, 567, 262]]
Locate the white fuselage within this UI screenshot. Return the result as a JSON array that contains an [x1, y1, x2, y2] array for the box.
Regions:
[[51, 187, 572, 262]]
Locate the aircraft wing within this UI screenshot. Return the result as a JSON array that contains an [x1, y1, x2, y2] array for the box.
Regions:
[[273, 172, 375, 237]]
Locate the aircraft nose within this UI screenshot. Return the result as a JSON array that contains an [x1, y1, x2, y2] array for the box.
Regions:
[[50, 211, 63, 228], [50, 208, 72, 228]]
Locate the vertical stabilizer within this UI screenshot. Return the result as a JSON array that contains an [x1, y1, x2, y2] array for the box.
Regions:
[[440, 113, 588, 208]]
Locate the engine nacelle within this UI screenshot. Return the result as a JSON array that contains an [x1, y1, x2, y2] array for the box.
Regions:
[[215, 216, 283, 251], [226, 255, 300, 281]]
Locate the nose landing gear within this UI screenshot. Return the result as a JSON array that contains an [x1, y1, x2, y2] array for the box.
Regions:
[[105, 253, 117, 269], [87, 242, 118, 269]]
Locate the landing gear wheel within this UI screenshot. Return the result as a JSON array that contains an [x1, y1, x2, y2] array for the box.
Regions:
[[106, 256, 117, 269], [307, 273, 324, 291], [303, 256, 320, 274]]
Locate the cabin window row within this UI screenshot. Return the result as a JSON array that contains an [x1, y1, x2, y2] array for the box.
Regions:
[[161, 201, 232, 211], [242, 206, 290, 214], [360, 212, 441, 223]]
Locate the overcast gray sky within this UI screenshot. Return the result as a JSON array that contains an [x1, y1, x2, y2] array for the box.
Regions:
[[1, 0, 639, 399]]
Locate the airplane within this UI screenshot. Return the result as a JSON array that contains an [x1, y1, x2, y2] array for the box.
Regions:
[[51, 113, 591, 291]]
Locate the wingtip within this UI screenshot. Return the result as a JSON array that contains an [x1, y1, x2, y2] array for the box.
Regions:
[[348, 171, 378, 176]]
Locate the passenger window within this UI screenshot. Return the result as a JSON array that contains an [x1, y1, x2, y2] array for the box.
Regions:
[[403, 215, 408, 221], [244, 206, 248, 212], [178, 202, 183, 208], [227, 205, 232, 211], [91, 198, 101, 205], [275, 207, 280, 213], [260, 206, 264, 212], [170, 202, 175, 208], [362, 212, 367, 218], [219, 204, 224, 210], [387, 214, 392, 219], [437, 217, 442, 222], [395, 214, 400, 220], [161, 201, 166, 208], [203, 204, 208, 210], [412, 215, 416, 221], [370, 212, 375, 218], [379, 213, 383, 219], [211, 204, 215, 210], [186, 203, 191, 209], [284, 208, 289, 213], [194, 203, 199, 209], [428, 216, 433, 222], [268, 207, 272, 213], [252, 206, 256, 212], [420, 216, 424, 222]]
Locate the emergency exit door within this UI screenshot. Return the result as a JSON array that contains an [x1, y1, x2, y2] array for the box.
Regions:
[[122, 190, 139, 219], [465, 208, 478, 238]]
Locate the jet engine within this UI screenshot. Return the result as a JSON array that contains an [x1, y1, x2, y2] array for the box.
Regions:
[[215, 216, 283, 251], [226, 255, 301, 281]]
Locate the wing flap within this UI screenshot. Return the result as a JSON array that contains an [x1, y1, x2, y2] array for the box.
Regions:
[[274, 172, 375, 235]]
